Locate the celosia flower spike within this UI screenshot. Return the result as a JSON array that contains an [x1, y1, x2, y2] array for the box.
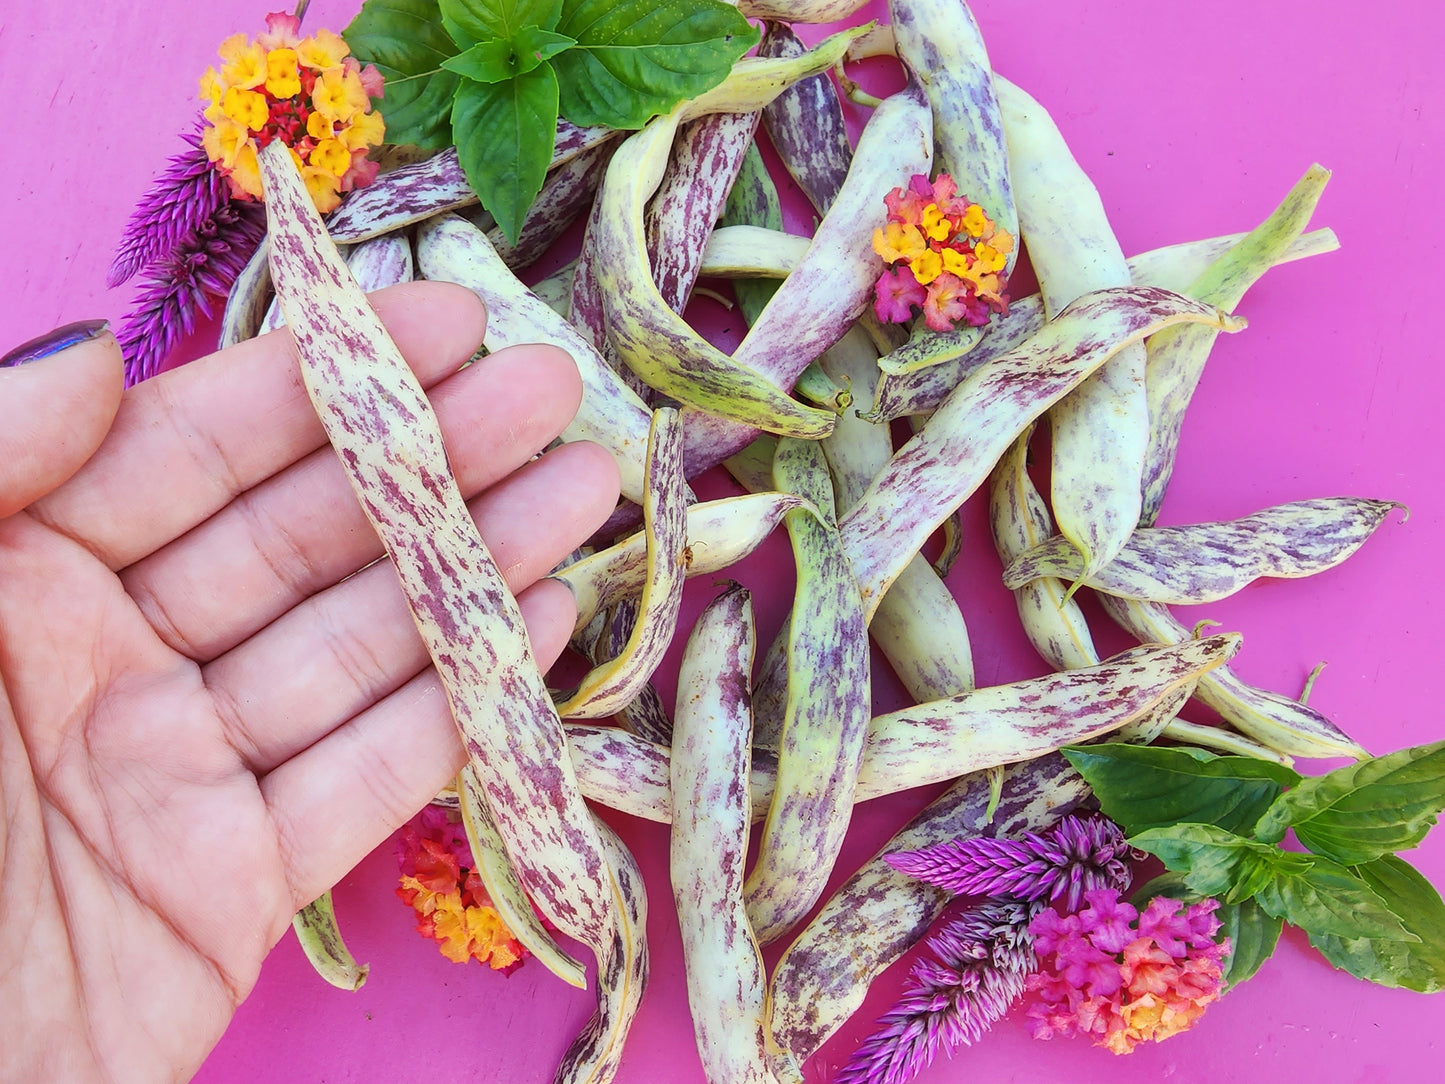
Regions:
[[107, 127, 230, 288], [885, 814, 1133, 910], [837, 902, 1038, 1084]]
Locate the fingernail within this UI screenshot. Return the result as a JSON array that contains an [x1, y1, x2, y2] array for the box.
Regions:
[[1, 319, 111, 368]]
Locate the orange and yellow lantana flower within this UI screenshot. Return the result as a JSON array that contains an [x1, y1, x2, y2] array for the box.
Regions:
[[199, 11, 384, 213]]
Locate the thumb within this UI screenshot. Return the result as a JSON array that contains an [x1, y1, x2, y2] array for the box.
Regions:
[[0, 320, 125, 518]]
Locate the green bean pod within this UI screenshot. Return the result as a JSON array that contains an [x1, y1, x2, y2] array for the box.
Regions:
[[1003, 497, 1405, 604], [554, 409, 688, 719], [744, 439, 871, 945], [1141, 165, 1332, 524]]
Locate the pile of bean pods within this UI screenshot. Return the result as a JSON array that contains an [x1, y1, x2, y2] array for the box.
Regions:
[[230, 1, 1403, 1080]]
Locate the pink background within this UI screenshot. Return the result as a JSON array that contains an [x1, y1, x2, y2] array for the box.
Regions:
[[4, 0, 1444, 1081]]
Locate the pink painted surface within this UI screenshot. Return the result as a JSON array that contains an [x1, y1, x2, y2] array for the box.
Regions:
[[3, 1, 1443, 1081]]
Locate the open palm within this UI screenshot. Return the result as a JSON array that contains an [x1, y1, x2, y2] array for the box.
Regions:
[[0, 283, 619, 1083]]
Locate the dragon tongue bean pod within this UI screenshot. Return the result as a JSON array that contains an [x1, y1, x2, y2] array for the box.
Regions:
[[414, 212, 655, 506], [839, 285, 1245, 623], [759, 20, 854, 218], [1140, 165, 1333, 524], [256, 141, 619, 972], [670, 584, 801, 1084]]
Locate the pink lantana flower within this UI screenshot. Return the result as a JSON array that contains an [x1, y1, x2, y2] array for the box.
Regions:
[[874, 265, 928, 324]]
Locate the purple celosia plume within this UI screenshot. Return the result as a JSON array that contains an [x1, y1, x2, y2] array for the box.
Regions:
[[836, 902, 1038, 1084], [108, 126, 231, 289], [116, 199, 266, 386], [886, 814, 1133, 912]]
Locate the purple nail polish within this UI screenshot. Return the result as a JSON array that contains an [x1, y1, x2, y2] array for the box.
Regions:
[[1, 319, 111, 368]]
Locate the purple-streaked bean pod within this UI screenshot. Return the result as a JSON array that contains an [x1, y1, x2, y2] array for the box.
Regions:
[[768, 754, 1090, 1059], [325, 121, 614, 243], [258, 142, 618, 966], [584, 598, 672, 745], [669, 584, 801, 1084], [554, 409, 688, 719], [856, 635, 1239, 794], [793, 361, 851, 413], [887, 0, 1018, 367], [554, 819, 650, 1084], [414, 212, 654, 505], [998, 74, 1148, 592], [219, 237, 271, 347], [457, 775, 587, 987], [738, 0, 875, 20], [1097, 592, 1368, 759], [1141, 165, 1332, 524], [722, 435, 781, 495], [679, 69, 932, 476], [568, 196, 612, 354], [593, 33, 870, 439], [1160, 719, 1295, 765], [744, 439, 871, 945], [1127, 226, 1338, 295], [646, 112, 759, 313], [553, 491, 807, 631], [483, 137, 617, 272], [292, 891, 367, 991], [1003, 497, 1405, 604], [819, 325, 975, 698], [990, 422, 1103, 671], [867, 228, 1336, 422], [759, 21, 853, 217], [839, 286, 1246, 624], [564, 638, 1231, 824]]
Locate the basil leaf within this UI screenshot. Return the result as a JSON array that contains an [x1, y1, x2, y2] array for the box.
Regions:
[[439, 0, 563, 46], [1253, 855, 1416, 942], [450, 67, 559, 245], [513, 27, 576, 73], [1129, 870, 1194, 907], [1129, 823, 1305, 902], [1254, 739, 1445, 864], [1217, 898, 1282, 988], [1063, 743, 1300, 837], [443, 39, 517, 83], [345, 0, 462, 149], [719, 140, 783, 325], [1310, 855, 1445, 992], [553, 0, 758, 129]]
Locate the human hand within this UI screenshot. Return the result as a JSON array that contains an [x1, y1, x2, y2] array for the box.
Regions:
[[0, 283, 619, 1082]]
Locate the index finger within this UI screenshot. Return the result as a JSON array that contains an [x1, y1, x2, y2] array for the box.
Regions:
[[30, 280, 488, 570]]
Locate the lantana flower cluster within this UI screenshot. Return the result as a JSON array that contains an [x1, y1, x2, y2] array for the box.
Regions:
[[395, 807, 528, 971], [1025, 888, 1228, 1055], [199, 11, 385, 212], [872, 173, 1013, 332]]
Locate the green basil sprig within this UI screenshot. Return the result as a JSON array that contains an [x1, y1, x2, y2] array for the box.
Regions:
[[1064, 740, 1445, 994], [344, 0, 758, 242]]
